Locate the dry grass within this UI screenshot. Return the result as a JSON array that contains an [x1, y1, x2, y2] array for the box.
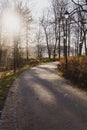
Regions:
[[58, 56, 87, 89]]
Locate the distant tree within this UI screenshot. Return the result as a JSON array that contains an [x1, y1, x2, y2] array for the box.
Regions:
[[40, 13, 52, 59]]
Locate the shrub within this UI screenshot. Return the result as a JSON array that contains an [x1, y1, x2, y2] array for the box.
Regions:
[[59, 56, 87, 89]]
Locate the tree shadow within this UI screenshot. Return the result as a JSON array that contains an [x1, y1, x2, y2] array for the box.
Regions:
[[15, 68, 87, 130]]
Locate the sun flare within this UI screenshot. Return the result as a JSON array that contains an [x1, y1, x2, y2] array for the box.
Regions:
[[2, 10, 21, 37]]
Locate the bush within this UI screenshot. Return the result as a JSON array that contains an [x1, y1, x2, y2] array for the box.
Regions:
[[59, 56, 87, 89]]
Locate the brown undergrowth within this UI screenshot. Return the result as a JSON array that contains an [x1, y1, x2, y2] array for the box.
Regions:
[[58, 56, 87, 90]]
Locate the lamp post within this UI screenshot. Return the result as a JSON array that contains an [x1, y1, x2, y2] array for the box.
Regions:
[[64, 10, 69, 69], [58, 18, 61, 61]]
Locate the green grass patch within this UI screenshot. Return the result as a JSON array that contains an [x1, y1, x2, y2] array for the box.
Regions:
[[0, 73, 20, 116]]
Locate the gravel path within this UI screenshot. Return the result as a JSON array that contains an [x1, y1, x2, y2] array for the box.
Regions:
[[0, 62, 87, 130]]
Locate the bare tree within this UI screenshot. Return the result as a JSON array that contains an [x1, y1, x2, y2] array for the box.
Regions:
[[0, 0, 32, 72], [71, 0, 87, 55], [40, 13, 52, 59], [15, 1, 32, 61], [35, 26, 45, 58]]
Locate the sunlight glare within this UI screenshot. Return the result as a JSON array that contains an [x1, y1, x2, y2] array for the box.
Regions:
[[2, 10, 21, 37]]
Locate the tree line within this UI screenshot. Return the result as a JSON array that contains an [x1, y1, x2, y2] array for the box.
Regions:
[[0, 0, 87, 73], [37, 0, 87, 61], [0, 0, 32, 73]]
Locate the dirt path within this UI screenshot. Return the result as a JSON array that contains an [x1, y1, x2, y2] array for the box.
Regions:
[[0, 62, 87, 130]]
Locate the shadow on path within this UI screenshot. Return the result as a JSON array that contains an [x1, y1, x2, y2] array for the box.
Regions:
[[1, 62, 87, 130]]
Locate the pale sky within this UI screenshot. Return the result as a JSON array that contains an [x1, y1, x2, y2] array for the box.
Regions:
[[0, 0, 50, 21], [29, 0, 51, 20]]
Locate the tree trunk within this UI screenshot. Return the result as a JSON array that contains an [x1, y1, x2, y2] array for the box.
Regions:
[[58, 19, 61, 61], [68, 22, 70, 56], [84, 33, 87, 55], [44, 29, 51, 60]]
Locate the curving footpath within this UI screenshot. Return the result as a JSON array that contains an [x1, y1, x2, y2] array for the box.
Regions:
[[0, 62, 87, 130]]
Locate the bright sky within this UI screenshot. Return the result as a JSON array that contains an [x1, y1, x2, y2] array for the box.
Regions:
[[29, 0, 50, 20]]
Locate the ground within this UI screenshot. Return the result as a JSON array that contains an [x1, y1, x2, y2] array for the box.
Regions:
[[0, 62, 87, 130]]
